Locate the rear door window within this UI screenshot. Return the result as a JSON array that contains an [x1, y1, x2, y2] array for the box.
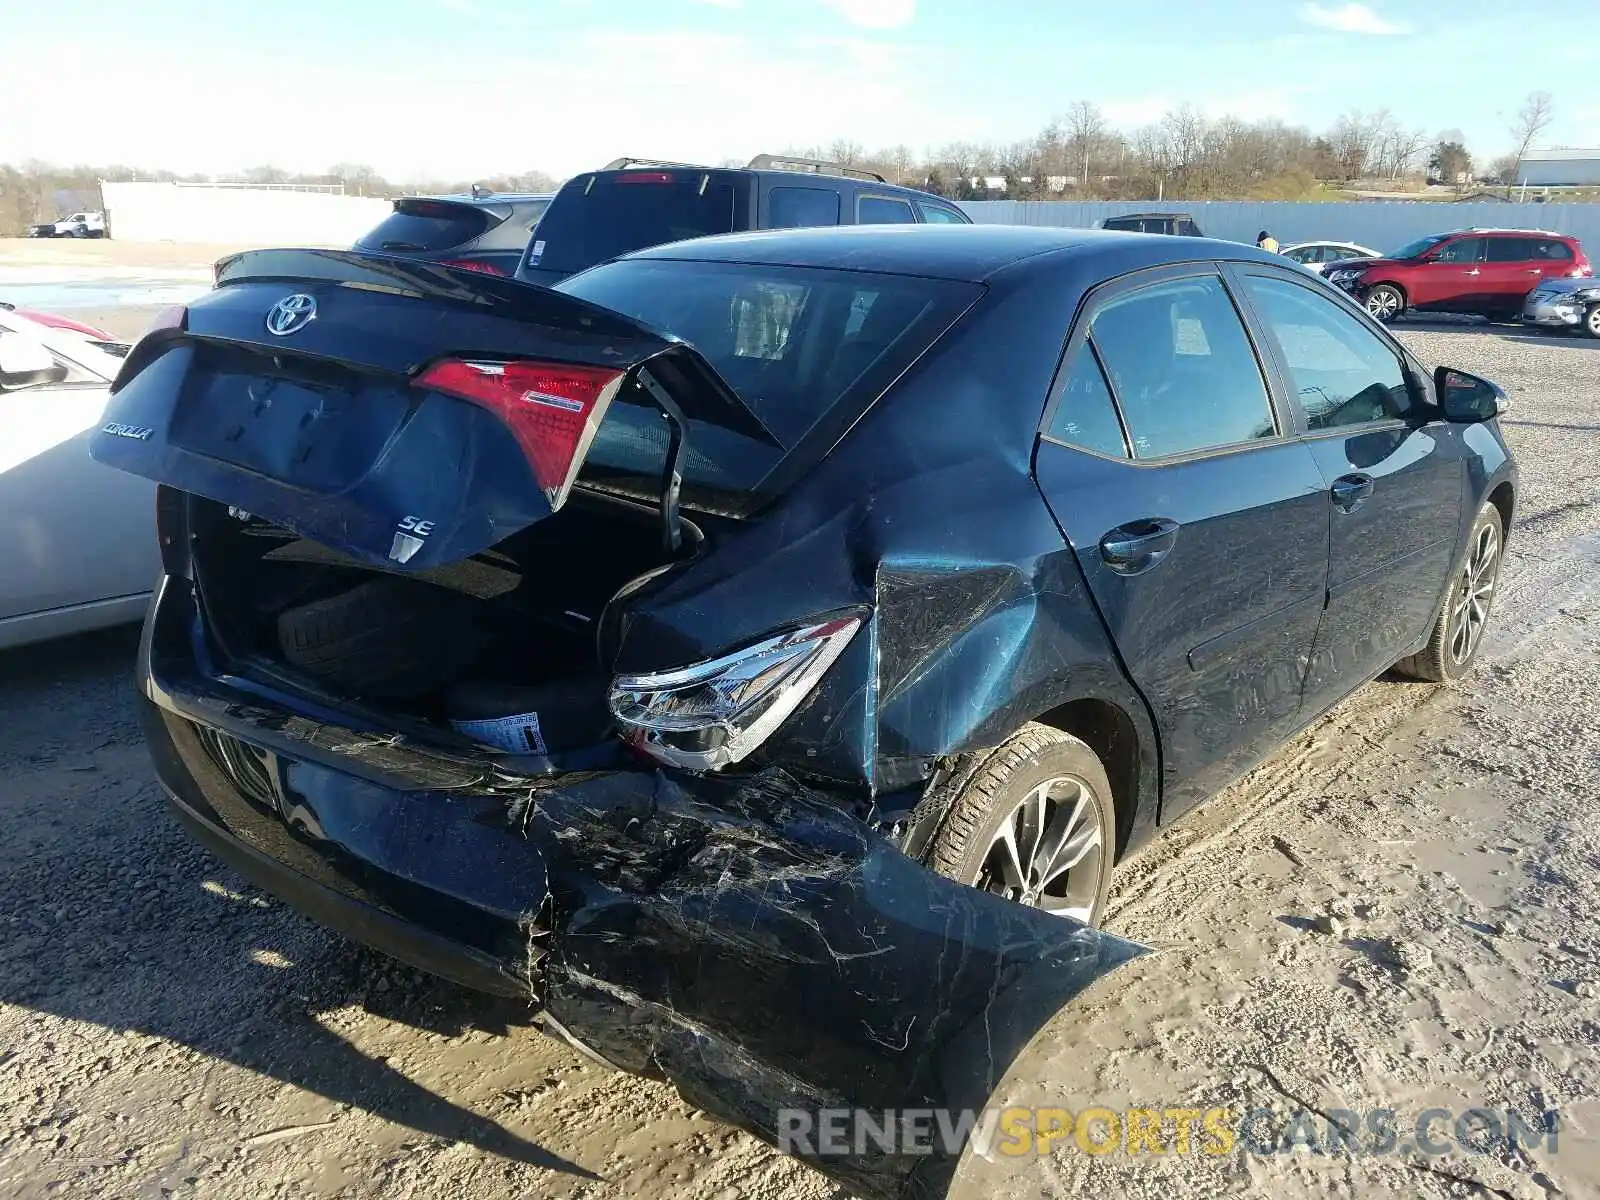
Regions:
[[768, 187, 841, 229], [1089, 274, 1277, 459], [1486, 237, 1539, 263], [355, 201, 493, 253], [527, 173, 743, 274], [858, 196, 917, 224]]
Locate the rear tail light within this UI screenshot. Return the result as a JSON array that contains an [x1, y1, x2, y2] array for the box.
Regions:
[[609, 616, 863, 771], [615, 172, 676, 185], [414, 358, 625, 508], [439, 258, 508, 275]]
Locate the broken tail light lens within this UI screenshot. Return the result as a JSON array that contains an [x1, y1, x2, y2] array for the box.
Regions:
[[414, 358, 625, 509], [609, 616, 862, 771]]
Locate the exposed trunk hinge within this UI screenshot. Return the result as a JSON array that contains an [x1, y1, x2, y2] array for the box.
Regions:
[[635, 366, 686, 554]]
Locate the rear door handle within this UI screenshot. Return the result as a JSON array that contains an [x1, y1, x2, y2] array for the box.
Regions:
[[1331, 473, 1374, 513], [1099, 517, 1180, 574]]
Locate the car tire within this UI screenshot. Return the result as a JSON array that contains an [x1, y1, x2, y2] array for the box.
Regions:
[[276, 577, 494, 699], [924, 723, 1116, 926], [1395, 503, 1503, 683], [1364, 284, 1405, 323], [1584, 303, 1600, 340]]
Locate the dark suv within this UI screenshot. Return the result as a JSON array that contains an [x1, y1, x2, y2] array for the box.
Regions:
[[1326, 227, 1591, 322], [353, 191, 554, 276], [1099, 212, 1205, 237], [514, 154, 970, 285]]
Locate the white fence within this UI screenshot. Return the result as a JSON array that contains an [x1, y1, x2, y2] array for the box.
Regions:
[[956, 199, 1600, 251], [100, 182, 391, 245]]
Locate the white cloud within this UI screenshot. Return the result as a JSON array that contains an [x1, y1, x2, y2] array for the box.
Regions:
[[1301, 3, 1408, 35], [821, 0, 915, 30]]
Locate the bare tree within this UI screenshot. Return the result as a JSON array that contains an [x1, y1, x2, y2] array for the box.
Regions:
[[1062, 101, 1107, 190], [1508, 91, 1554, 191]]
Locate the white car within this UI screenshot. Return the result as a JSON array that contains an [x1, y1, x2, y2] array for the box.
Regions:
[[0, 309, 158, 649], [55, 211, 106, 238], [1281, 241, 1380, 274]]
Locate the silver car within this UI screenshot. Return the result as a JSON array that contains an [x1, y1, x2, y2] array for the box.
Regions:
[[1522, 277, 1600, 338], [0, 309, 158, 648]]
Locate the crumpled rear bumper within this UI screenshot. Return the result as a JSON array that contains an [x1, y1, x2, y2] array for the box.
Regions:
[[140, 576, 1147, 1200]]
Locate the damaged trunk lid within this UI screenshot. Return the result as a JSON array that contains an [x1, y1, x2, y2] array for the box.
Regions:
[[90, 248, 775, 570]]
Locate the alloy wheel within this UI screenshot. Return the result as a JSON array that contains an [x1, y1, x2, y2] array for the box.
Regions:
[[973, 775, 1106, 921], [1448, 520, 1500, 666], [1366, 289, 1401, 321], [1586, 305, 1600, 339]]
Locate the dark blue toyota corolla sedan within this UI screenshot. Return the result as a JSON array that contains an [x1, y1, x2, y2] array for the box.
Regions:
[[92, 224, 1515, 1197]]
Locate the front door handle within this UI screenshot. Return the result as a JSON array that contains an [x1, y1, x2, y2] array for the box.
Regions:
[[1331, 473, 1374, 513], [1099, 517, 1180, 574]]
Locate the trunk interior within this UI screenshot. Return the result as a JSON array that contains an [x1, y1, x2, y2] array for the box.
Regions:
[[188, 489, 701, 757]]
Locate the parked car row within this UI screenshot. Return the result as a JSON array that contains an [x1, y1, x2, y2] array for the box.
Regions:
[[1088, 213, 1596, 337]]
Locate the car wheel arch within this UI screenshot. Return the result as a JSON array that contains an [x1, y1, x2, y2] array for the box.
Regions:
[[1488, 479, 1515, 545], [902, 688, 1158, 868]]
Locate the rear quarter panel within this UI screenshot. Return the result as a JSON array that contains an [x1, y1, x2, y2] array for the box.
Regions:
[[612, 261, 1160, 839]]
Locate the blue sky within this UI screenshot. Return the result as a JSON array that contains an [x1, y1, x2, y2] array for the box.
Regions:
[[2, 0, 1595, 181]]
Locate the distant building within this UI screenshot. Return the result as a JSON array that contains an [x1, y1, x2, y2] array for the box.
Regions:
[[1517, 149, 1600, 187]]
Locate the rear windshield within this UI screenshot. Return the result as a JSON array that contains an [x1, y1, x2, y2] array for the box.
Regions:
[[555, 259, 978, 503], [355, 201, 495, 253], [525, 174, 744, 275]]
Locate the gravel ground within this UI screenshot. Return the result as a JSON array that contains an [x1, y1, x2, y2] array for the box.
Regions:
[[1, 320, 1598, 1199]]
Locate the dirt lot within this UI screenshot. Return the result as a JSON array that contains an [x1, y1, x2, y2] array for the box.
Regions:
[[2, 321, 1598, 1199], [0, 238, 273, 271]]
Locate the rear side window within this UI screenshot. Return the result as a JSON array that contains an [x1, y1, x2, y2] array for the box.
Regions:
[[1089, 275, 1276, 459], [1534, 239, 1574, 261], [1179, 220, 1202, 237], [527, 174, 743, 274], [1047, 344, 1128, 458], [355, 201, 494, 253], [858, 196, 917, 224], [475, 200, 552, 250], [556, 260, 977, 497], [917, 203, 968, 224], [1486, 237, 1538, 263], [768, 187, 841, 229]]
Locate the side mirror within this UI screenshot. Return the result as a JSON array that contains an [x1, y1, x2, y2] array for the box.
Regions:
[[1435, 366, 1508, 422], [0, 332, 68, 391]]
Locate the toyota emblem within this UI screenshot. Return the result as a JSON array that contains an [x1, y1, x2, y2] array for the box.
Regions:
[[265, 293, 317, 336]]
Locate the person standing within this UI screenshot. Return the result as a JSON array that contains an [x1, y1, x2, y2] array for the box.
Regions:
[[1257, 230, 1280, 253]]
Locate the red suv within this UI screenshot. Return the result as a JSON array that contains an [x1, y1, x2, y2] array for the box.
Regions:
[[1325, 228, 1591, 323]]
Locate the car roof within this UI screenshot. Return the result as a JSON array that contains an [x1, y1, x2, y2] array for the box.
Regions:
[[624, 223, 1278, 282], [428, 192, 555, 206], [572, 165, 953, 206], [1104, 211, 1197, 220]]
